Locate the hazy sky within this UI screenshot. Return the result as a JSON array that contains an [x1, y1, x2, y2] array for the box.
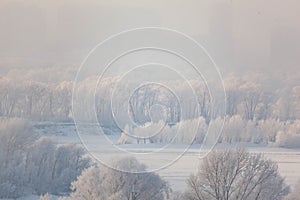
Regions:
[[0, 0, 299, 75]]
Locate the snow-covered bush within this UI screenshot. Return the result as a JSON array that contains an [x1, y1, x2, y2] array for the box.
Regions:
[[119, 117, 208, 144], [223, 115, 244, 143]]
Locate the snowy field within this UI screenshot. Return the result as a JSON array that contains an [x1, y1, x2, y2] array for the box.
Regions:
[[34, 123, 300, 192]]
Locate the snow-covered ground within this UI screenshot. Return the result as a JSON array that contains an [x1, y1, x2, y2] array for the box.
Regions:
[[34, 123, 300, 192]]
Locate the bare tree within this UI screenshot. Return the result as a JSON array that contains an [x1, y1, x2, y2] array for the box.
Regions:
[[184, 147, 289, 200]]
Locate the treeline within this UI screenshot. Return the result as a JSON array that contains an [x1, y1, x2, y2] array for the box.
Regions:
[[1, 74, 300, 125], [0, 78, 72, 121]]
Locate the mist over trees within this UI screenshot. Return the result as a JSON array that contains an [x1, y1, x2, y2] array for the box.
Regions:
[[1, 72, 300, 123], [1, 71, 300, 147]]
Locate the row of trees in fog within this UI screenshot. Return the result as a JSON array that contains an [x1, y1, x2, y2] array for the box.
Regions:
[[118, 116, 300, 148], [0, 118, 90, 199], [1, 74, 300, 124], [0, 78, 72, 120]]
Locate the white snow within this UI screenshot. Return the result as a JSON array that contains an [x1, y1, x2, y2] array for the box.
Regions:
[[34, 123, 300, 192]]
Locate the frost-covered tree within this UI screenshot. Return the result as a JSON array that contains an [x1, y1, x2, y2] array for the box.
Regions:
[[0, 78, 23, 117], [275, 120, 300, 148], [224, 75, 243, 117], [184, 147, 289, 200], [120, 117, 208, 144], [258, 118, 284, 143], [55, 81, 73, 119], [292, 86, 300, 120], [0, 118, 90, 198], [203, 117, 223, 145], [26, 137, 56, 194], [25, 139, 91, 195], [223, 115, 244, 143], [256, 92, 274, 120], [238, 82, 261, 120], [245, 120, 262, 144], [0, 118, 37, 198], [64, 157, 170, 200], [61, 166, 103, 200], [273, 88, 295, 121], [0, 118, 37, 167]]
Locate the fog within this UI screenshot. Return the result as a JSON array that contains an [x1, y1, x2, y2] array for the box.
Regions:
[[0, 0, 299, 78]]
